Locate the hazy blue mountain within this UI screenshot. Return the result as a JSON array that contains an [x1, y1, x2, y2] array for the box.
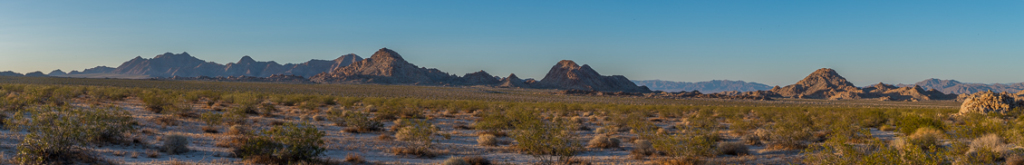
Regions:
[[633, 79, 772, 93]]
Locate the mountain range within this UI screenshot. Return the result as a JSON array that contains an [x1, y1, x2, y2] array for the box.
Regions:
[[1, 48, 647, 92], [897, 79, 1024, 95], [632, 80, 772, 93]]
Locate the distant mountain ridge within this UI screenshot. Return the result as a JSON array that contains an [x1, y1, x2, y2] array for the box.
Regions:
[[633, 80, 772, 93], [63, 52, 362, 78], [898, 78, 1024, 95]]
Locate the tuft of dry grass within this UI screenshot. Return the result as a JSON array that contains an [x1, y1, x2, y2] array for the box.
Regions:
[[462, 156, 492, 165], [152, 115, 179, 126], [344, 153, 365, 163], [442, 157, 470, 165], [390, 147, 436, 158], [969, 134, 1010, 155], [202, 126, 219, 133], [227, 124, 247, 135], [146, 150, 159, 158]]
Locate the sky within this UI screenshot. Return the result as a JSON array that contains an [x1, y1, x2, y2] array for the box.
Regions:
[[1, 1, 1022, 86]]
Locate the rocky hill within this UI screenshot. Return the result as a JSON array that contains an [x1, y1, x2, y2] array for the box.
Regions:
[[898, 78, 1024, 94], [67, 52, 361, 78], [0, 71, 24, 77], [770, 68, 860, 99], [47, 70, 67, 76], [769, 68, 955, 101], [633, 79, 772, 93], [538, 60, 650, 93], [310, 48, 459, 85]]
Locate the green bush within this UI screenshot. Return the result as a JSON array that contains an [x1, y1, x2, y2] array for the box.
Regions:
[[8, 105, 135, 164], [235, 122, 326, 163], [509, 110, 583, 164], [895, 114, 945, 136], [200, 112, 223, 126], [140, 90, 173, 113], [335, 111, 382, 133], [394, 119, 437, 156]]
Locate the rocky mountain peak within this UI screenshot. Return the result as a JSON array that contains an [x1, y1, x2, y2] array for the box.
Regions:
[[796, 68, 855, 88], [369, 48, 405, 63], [539, 60, 649, 93], [238, 55, 256, 64], [507, 73, 520, 80]]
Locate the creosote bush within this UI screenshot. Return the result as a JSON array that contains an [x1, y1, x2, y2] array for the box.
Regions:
[[393, 119, 437, 157], [161, 134, 190, 155], [235, 122, 326, 163], [508, 110, 583, 164], [7, 105, 134, 164], [334, 110, 382, 133]]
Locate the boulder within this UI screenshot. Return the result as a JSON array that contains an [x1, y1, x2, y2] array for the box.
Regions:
[[958, 91, 1024, 115]]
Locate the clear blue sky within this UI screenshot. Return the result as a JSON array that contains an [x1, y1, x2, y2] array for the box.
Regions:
[[1, 1, 1022, 86]]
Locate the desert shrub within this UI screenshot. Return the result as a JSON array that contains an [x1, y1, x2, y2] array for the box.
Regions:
[[857, 109, 890, 128], [474, 110, 514, 135], [337, 111, 382, 133], [728, 117, 756, 135], [968, 134, 1010, 156], [343, 153, 365, 163], [952, 113, 1009, 139], [200, 111, 223, 126], [587, 134, 621, 149], [766, 112, 812, 150], [235, 122, 326, 163], [803, 135, 943, 165], [631, 139, 655, 159], [651, 126, 717, 161], [509, 109, 584, 164], [895, 113, 945, 136], [227, 124, 247, 135], [376, 106, 423, 120], [462, 156, 492, 165], [442, 157, 470, 165], [161, 134, 190, 154], [905, 127, 945, 150], [140, 90, 173, 113], [258, 103, 277, 117], [394, 119, 436, 157], [222, 107, 249, 125], [478, 134, 498, 146], [716, 142, 749, 156], [685, 108, 718, 129], [8, 105, 134, 164]]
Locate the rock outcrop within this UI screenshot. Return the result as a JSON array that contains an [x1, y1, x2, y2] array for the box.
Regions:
[[770, 68, 860, 99], [958, 91, 1023, 115], [538, 60, 650, 93], [310, 48, 458, 85], [461, 70, 500, 85], [498, 73, 530, 88]]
